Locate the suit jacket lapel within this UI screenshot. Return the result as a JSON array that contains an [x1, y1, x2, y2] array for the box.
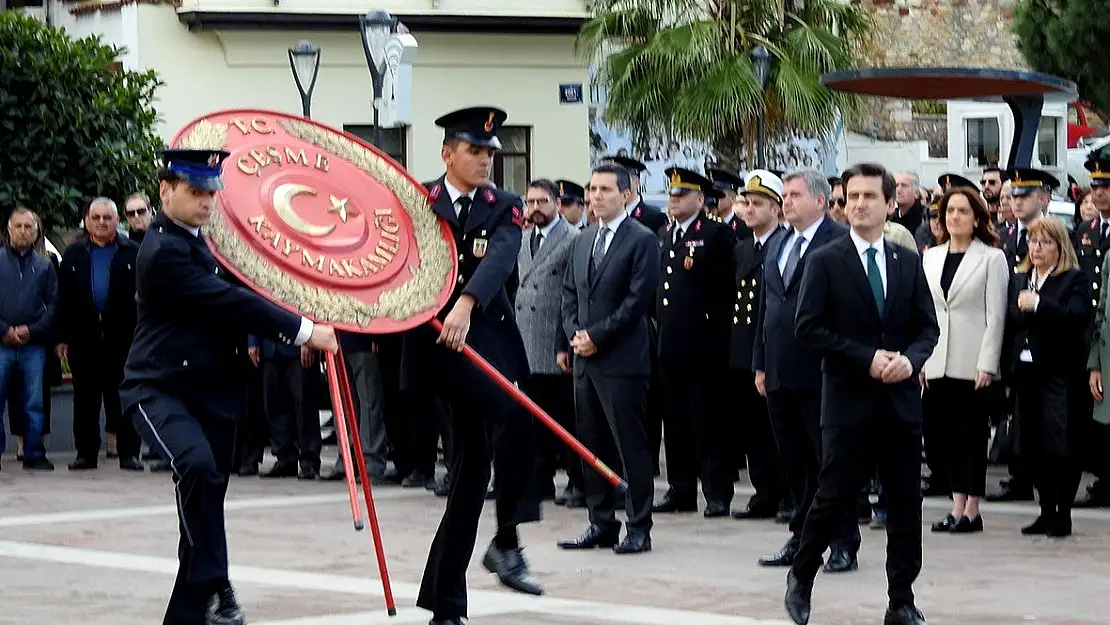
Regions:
[[590, 218, 630, 289], [464, 187, 494, 234], [945, 239, 985, 302], [428, 178, 459, 230], [767, 230, 789, 293], [883, 240, 901, 321], [839, 237, 881, 321], [923, 244, 946, 304]]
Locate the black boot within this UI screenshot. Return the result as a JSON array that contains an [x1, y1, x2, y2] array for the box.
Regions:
[[1050, 463, 1080, 538]]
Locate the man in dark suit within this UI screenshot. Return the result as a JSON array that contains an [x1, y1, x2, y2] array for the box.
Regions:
[[729, 171, 788, 520], [651, 167, 736, 517], [121, 149, 339, 625], [600, 154, 667, 475], [784, 162, 939, 625], [557, 162, 660, 555], [752, 169, 860, 572], [246, 334, 322, 479], [403, 107, 542, 625]]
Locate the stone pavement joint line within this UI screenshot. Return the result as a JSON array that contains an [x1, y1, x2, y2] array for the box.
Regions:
[[0, 540, 800, 625]]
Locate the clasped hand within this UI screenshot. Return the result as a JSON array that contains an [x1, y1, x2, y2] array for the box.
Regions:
[[570, 330, 597, 357], [869, 349, 913, 384], [1017, 290, 1039, 312]]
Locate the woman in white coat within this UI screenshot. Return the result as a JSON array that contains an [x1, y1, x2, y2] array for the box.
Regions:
[[921, 186, 1009, 533]]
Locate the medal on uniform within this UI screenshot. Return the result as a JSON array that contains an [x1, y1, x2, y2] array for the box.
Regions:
[[684, 245, 694, 270], [473, 237, 488, 258]]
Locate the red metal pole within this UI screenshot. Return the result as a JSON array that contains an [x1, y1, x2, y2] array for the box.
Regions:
[[333, 346, 397, 616], [324, 353, 364, 531], [429, 319, 627, 493]]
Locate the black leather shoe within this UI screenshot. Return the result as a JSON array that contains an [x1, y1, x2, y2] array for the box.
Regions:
[[822, 550, 857, 573], [731, 504, 777, 520], [950, 515, 983, 534], [557, 525, 619, 550], [775, 508, 794, 524], [298, 466, 320, 480], [1047, 513, 1072, 538], [783, 570, 812, 625], [652, 491, 697, 513], [428, 618, 464, 625], [482, 543, 544, 595], [68, 456, 98, 471], [402, 471, 434, 488], [206, 586, 246, 625], [703, 501, 730, 518], [23, 457, 54, 471], [884, 604, 927, 625], [119, 457, 144, 471], [261, 461, 298, 478], [613, 532, 651, 554], [1021, 515, 1054, 535], [758, 545, 797, 567], [930, 514, 956, 533]]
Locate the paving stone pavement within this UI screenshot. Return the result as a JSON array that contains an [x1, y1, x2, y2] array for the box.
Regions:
[[0, 455, 1107, 625]]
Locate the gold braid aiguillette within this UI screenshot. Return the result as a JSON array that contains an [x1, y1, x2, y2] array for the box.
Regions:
[[175, 117, 451, 329]]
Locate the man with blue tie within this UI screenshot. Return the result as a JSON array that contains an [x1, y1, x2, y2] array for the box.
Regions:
[[752, 169, 860, 572], [785, 162, 939, 625], [122, 149, 339, 625]]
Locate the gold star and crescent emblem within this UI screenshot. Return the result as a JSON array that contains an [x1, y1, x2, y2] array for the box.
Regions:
[[328, 195, 357, 222], [271, 184, 360, 237]]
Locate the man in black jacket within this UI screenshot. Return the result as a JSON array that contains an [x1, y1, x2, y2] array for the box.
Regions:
[[0, 206, 58, 471], [57, 197, 143, 471]]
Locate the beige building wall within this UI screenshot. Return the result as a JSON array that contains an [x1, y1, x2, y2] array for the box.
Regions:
[[134, 3, 591, 191], [177, 0, 588, 18]]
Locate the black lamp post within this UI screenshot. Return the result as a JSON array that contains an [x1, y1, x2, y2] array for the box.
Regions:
[[359, 9, 396, 150], [288, 40, 321, 118], [750, 44, 772, 169]]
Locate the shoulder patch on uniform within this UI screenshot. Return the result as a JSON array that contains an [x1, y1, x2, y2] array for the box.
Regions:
[[483, 188, 496, 204], [511, 204, 525, 228], [429, 184, 442, 201]]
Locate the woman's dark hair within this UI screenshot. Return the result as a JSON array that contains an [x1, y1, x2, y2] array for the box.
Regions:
[[936, 187, 999, 248]]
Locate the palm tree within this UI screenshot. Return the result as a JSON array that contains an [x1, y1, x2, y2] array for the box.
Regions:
[[578, 0, 874, 168]]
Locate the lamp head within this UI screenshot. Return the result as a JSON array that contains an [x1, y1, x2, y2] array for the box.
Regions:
[[288, 40, 321, 96], [361, 9, 395, 70]]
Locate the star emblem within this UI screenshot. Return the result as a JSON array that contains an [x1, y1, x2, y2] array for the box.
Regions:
[[328, 195, 356, 222]]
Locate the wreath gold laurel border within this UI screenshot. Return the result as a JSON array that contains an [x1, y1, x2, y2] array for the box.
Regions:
[[176, 118, 452, 329]]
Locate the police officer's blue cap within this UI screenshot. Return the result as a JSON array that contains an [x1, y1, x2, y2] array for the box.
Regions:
[[603, 155, 647, 173], [162, 149, 230, 191], [938, 173, 980, 193], [665, 167, 712, 197], [555, 179, 585, 204], [435, 106, 507, 150], [706, 168, 744, 192], [1007, 167, 1060, 197]]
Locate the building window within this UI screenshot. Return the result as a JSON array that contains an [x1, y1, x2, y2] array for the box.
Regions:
[[965, 118, 1000, 168], [1037, 117, 1059, 167], [493, 126, 530, 195], [343, 124, 408, 167]]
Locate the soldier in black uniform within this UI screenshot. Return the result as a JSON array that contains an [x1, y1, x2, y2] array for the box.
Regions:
[[121, 149, 339, 625], [1072, 157, 1110, 508], [651, 167, 738, 517], [729, 170, 789, 520], [403, 107, 542, 625], [707, 167, 754, 239]]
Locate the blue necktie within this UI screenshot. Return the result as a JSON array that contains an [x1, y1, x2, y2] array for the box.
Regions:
[[866, 246, 884, 314]]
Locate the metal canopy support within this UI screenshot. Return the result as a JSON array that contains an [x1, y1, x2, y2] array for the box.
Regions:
[[1003, 94, 1045, 169]]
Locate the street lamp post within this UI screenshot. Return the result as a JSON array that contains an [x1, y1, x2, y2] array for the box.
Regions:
[[288, 40, 321, 118], [750, 44, 772, 169], [359, 9, 396, 151]]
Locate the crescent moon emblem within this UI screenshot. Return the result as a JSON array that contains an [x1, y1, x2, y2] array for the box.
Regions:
[[272, 183, 336, 238]]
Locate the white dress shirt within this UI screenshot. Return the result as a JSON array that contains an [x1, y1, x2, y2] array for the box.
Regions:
[[595, 209, 628, 255], [444, 179, 477, 217], [778, 215, 825, 275], [672, 212, 697, 244], [849, 228, 888, 296]]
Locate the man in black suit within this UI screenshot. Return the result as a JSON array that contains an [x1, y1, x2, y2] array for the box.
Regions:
[[729, 170, 788, 520], [651, 167, 737, 517], [753, 169, 859, 572], [557, 162, 660, 555], [404, 107, 542, 625], [122, 149, 339, 625], [785, 162, 939, 625]]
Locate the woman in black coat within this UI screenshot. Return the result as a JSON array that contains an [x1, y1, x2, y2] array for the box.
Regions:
[[1004, 217, 1091, 538]]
